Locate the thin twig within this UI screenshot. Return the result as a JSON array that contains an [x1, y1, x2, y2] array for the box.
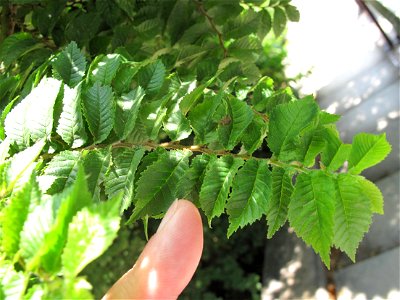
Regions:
[[194, 0, 228, 58]]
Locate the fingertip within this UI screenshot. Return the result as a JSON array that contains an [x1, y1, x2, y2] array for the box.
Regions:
[[104, 199, 203, 299]]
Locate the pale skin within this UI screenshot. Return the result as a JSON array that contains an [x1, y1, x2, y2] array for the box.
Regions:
[[103, 200, 204, 299]]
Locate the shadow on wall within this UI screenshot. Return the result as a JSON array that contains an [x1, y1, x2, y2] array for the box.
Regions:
[[335, 248, 400, 300], [262, 226, 328, 300]]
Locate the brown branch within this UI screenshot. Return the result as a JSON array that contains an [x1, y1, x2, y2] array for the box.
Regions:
[[40, 139, 305, 174], [194, 0, 228, 58]]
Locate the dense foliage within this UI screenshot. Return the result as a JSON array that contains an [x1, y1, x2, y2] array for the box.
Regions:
[[0, 0, 391, 298]]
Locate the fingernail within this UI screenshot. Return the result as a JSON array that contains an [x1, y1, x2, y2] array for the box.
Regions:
[[157, 200, 179, 232]]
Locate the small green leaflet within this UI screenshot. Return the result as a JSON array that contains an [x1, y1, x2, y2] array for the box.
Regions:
[[89, 54, 121, 85], [321, 126, 351, 171], [62, 194, 121, 278], [288, 170, 335, 268], [218, 96, 253, 150], [114, 86, 145, 140], [348, 133, 391, 175], [267, 98, 319, 160], [227, 159, 272, 237], [177, 154, 213, 206], [0, 261, 25, 300], [104, 147, 145, 213], [21, 166, 92, 273], [137, 60, 166, 95], [4, 78, 62, 148], [273, 6, 287, 37], [128, 150, 191, 223], [38, 150, 81, 194], [284, 4, 300, 22], [0, 32, 38, 68], [357, 176, 384, 214], [199, 156, 244, 226], [266, 167, 293, 238], [5, 140, 45, 190], [82, 148, 111, 201], [333, 173, 372, 262], [163, 97, 192, 141], [56, 83, 88, 148], [241, 114, 268, 155], [82, 82, 115, 144], [52, 41, 86, 87], [188, 93, 222, 144], [2, 174, 40, 257]]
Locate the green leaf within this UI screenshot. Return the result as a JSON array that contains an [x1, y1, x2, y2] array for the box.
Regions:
[[56, 84, 88, 148], [52, 41, 86, 87], [139, 98, 169, 140], [82, 82, 115, 144], [199, 156, 244, 226], [163, 99, 192, 141], [128, 150, 191, 222], [5, 140, 45, 190], [82, 148, 111, 201], [333, 174, 372, 261], [38, 150, 81, 194], [177, 154, 214, 206], [179, 81, 210, 115], [114, 86, 145, 140], [227, 159, 272, 237], [241, 114, 268, 155], [0, 261, 25, 300], [321, 126, 351, 171], [299, 128, 326, 167], [89, 54, 121, 85], [218, 97, 253, 150], [284, 4, 300, 22], [267, 98, 319, 160], [115, 0, 136, 20], [288, 170, 335, 268], [21, 166, 92, 272], [266, 167, 293, 238], [273, 6, 287, 37], [319, 111, 341, 125], [112, 63, 140, 94], [105, 147, 145, 213], [223, 8, 261, 39], [348, 133, 391, 175], [4, 78, 62, 148], [137, 60, 166, 95], [357, 176, 384, 214], [188, 93, 222, 144], [62, 195, 121, 278], [2, 174, 40, 257], [0, 32, 38, 68], [166, 0, 191, 44]]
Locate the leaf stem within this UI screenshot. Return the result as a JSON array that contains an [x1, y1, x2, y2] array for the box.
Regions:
[[194, 0, 228, 58]]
